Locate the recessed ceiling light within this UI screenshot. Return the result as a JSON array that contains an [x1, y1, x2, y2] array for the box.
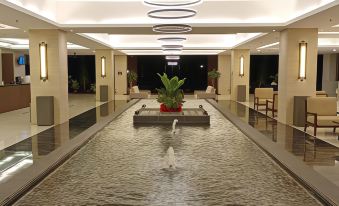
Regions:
[[70, 29, 74, 32], [333, 49, 337, 52], [257, 49, 261, 52], [272, 29, 276, 32]]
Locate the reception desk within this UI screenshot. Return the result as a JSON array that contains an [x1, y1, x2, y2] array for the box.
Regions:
[[0, 84, 31, 113]]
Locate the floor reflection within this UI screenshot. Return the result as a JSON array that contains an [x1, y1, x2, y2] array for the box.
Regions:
[[217, 100, 339, 186], [0, 100, 128, 183]]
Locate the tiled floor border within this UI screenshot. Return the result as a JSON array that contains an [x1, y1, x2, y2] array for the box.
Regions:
[[0, 99, 139, 206], [208, 99, 339, 206]]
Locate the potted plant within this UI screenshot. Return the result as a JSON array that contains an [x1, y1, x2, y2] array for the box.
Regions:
[[157, 73, 186, 112], [71, 79, 80, 93], [127, 70, 138, 89], [90, 83, 96, 93], [208, 70, 221, 88]]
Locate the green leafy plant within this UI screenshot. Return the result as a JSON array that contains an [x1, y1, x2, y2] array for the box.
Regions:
[[127, 70, 138, 88], [71, 79, 80, 92], [90, 83, 96, 93], [208, 70, 221, 88], [156, 73, 186, 110]]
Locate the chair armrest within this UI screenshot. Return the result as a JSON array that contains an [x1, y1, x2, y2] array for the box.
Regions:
[[306, 112, 318, 125]]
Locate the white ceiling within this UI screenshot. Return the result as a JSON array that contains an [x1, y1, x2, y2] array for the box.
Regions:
[[1, 0, 339, 55]]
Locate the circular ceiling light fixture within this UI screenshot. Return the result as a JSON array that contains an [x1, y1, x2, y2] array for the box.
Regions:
[[165, 55, 180, 60], [148, 9, 196, 19], [158, 37, 187, 42], [162, 45, 184, 49], [144, 0, 202, 7], [163, 48, 182, 54], [153, 24, 192, 34]]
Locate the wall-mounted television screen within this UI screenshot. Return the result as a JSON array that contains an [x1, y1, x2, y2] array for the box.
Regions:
[[17, 56, 25, 65]]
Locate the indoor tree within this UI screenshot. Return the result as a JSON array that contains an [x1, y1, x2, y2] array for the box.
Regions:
[[127, 70, 138, 89], [208, 69, 221, 88]]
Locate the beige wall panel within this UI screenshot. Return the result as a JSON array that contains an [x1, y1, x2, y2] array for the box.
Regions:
[[115, 55, 127, 95], [218, 55, 231, 95]]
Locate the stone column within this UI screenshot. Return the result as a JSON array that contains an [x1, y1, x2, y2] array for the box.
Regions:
[[218, 55, 231, 99], [0, 48, 2, 83], [95, 49, 114, 102], [278, 28, 318, 124], [322, 54, 338, 97], [115, 55, 127, 96], [231, 49, 250, 101], [29, 29, 69, 125]]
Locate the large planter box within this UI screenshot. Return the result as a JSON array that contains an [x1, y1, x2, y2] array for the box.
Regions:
[[133, 107, 210, 125]]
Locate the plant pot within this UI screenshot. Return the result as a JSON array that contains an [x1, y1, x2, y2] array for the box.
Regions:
[[160, 103, 182, 112]]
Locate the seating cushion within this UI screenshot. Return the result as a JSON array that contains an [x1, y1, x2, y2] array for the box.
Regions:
[[255, 88, 273, 99], [307, 116, 339, 126], [206, 86, 213, 93], [307, 97, 337, 116], [257, 99, 272, 105], [132, 86, 140, 93]]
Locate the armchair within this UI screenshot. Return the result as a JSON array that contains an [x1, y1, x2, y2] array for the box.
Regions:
[[304, 97, 339, 136], [254, 88, 273, 111]]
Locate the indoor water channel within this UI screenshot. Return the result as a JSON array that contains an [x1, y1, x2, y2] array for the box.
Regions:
[[15, 100, 320, 205]]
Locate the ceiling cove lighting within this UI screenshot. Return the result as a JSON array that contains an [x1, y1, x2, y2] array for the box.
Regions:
[[239, 56, 244, 77], [163, 49, 182, 54], [298, 42, 307, 81], [153, 24, 192, 34], [166, 55, 180, 60], [39, 42, 48, 81], [144, 0, 202, 7], [257, 42, 280, 49], [147, 8, 197, 19], [158, 37, 187, 42], [101, 56, 106, 78]]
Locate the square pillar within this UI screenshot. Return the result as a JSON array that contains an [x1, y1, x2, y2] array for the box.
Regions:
[[95, 50, 114, 102], [231, 49, 250, 101], [278, 28, 318, 124], [218, 55, 231, 96], [29, 29, 69, 125], [115, 55, 127, 95]]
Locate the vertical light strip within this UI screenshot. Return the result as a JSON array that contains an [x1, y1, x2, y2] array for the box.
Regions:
[[39, 42, 47, 81], [299, 42, 307, 81], [101, 56, 106, 77], [239, 56, 244, 77]]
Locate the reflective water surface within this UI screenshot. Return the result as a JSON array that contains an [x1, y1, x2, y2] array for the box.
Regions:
[[16, 100, 320, 205]]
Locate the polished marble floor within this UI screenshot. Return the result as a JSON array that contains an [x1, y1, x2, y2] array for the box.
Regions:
[[0, 99, 129, 205], [0, 94, 104, 150], [216, 100, 339, 194]]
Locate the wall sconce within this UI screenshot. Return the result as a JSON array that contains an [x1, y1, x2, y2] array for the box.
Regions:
[[298, 41, 307, 81], [39, 42, 48, 81], [101, 56, 106, 78], [239, 56, 244, 77]]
